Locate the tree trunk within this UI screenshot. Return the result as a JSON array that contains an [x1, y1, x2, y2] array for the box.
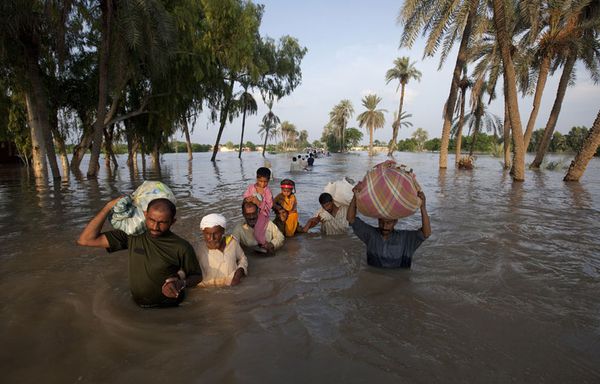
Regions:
[[564, 109, 600, 181], [238, 105, 247, 158], [439, 0, 478, 169], [103, 124, 118, 169], [87, 0, 112, 178], [182, 117, 193, 161], [140, 141, 146, 172], [55, 134, 70, 177], [43, 107, 61, 179], [151, 141, 160, 169], [49, 109, 70, 176], [24, 92, 48, 180], [262, 130, 268, 157], [388, 82, 406, 156], [339, 124, 344, 153], [503, 98, 512, 169], [369, 125, 374, 156], [469, 103, 483, 156], [455, 88, 467, 164], [530, 54, 576, 169], [469, 125, 479, 157], [211, 80, 235, 162], [23, 43, 49, 180], [523, 55, 550, 150], [492, 0, 526, 181], [71, 108, 93, 172]]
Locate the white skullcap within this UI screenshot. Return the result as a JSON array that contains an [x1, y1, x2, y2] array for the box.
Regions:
[[200, 213, 227, 230]]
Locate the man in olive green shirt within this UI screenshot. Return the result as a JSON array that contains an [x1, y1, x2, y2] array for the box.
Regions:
[[78, 197, 202, 307]]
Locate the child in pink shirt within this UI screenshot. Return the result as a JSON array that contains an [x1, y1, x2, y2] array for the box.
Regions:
[[243, 167, 273, 245]]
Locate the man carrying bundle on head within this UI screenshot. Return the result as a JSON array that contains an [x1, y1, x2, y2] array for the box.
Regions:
[[346, 161, 431, 269]]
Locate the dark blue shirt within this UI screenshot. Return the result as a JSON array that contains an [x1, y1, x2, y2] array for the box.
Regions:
[[351, 217, 425, 268]]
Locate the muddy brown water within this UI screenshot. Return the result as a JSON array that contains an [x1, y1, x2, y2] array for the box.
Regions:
[[1, 151, 599, 383]]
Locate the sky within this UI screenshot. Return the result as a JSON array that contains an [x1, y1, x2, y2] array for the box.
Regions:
[[182, 0, 600, 146]]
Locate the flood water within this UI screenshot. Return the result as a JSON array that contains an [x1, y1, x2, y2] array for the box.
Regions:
[[1, 151, 599, 383]]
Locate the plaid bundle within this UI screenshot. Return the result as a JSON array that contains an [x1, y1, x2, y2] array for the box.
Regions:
[[356, 160, 422, 219]]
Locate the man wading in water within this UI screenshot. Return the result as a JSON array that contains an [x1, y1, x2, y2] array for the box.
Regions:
[[347, 182, 431, 268], [77, 198, 202, 307]]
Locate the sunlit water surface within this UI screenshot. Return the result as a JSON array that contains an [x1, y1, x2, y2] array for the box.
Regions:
[[1, 151, 599, 383]]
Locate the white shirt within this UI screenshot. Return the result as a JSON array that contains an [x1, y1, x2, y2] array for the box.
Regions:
[[315, 204, 349, 235], [196, 236, 248, 287], [231, 220, 285, 250]]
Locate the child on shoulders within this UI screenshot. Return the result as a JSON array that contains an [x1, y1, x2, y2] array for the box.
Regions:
[[273, 178, 303, 237], [243, 167, 273, 246]]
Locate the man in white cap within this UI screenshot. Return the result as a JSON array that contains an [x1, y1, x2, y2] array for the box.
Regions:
[[197, 213, 248, 287]]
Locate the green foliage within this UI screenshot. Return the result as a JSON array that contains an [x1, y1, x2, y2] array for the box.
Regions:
[[529, 126, 591, 153], [424, 138, 441, 152], [163, 141, 211, 153], [345, 127, 363, 148], [6, 94, 31, 162], [549, 132, 568, 152], [565, 126, 589, 152], [245, 141, 256, 151], [461, 133, 496, 153], [397, 138, 418, 152]]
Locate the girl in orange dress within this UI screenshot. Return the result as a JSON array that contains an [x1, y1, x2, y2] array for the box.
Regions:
[[273, 179, 301, 237]]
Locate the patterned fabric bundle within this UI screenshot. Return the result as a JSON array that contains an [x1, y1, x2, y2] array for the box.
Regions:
[[109, 181, 177, 235], [356, 160, 421, 219]]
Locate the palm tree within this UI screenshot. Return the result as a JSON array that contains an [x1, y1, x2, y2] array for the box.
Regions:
[[517, 0, 597, 150], [530, 1, 600, 169], [237, 85, 258, 158], [491, 0, 527, 181], [260, 100, 280, 156], [398, 0, 484, 168], [280, 121, 298, 151], [412, 128, 429, 151], [329, 100, 354, 152], [564, 109, 600, 181], [357, 94, 387, 156], [385, 57, 421, 157], [454, 68, 473, 163]]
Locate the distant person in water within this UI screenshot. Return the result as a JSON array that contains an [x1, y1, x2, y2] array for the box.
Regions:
[[77, 198, 202, 307], [307, 154, 315, 167], [232, 201, 284, 255], [303, 192, 349, 235], [346, 182, 431, 269], [290, 156, 303, 172], [243, 167, 273, 247], [197, 213, 247, 287]]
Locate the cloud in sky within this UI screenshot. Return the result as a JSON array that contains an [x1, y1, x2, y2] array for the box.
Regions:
[[185, 0, 600, 146]]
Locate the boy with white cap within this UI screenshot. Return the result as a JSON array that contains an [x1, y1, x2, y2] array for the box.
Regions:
[[197, 213, 248, 287]]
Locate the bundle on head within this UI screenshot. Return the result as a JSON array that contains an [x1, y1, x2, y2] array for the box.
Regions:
[[356, 160, 421, 220]]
